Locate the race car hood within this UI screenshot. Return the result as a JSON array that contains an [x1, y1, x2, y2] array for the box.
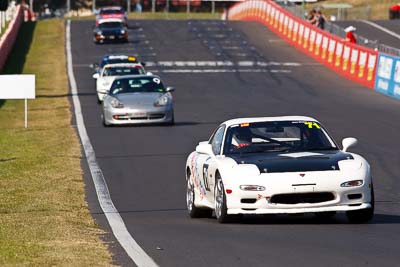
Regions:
[[228, 150, 354, 173], [115, 93, 165, 108]]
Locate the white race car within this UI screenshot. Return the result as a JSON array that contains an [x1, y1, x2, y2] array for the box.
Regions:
[[92, 63, 146, 102], [185, 116, 374, 223]]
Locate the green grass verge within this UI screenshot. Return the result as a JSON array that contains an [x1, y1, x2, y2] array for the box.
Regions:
[[0, 21, 10, 38], [0, 19, 114, 265], [69, 11, 221, 20]]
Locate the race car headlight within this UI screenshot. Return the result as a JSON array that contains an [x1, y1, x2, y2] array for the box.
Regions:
[[96, 31, 102, 35], [120, 30, 126, 34], [240, 185, 265, 191], [340, 180, 363, 187], [154, 95, 169, 107], [102, 82, 110, 87], [110, 97, 124, 108]]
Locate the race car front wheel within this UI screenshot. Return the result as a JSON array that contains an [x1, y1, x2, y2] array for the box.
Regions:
[[346, 185, 374, 223], [215, 174, 239, 223], [186, 177, 212, 218]]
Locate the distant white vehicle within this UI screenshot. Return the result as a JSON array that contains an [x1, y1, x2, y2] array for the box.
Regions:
[[186, 116, 374, 223], [92, 63, 146, 102]]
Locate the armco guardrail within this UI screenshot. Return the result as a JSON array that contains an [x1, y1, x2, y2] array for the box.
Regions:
[[375, 53, 400, 99], [224, 0, 378, 89], [0, 5, 23, 72]]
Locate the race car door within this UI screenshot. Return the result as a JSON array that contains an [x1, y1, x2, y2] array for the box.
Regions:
[[202, 125, 225, 203]]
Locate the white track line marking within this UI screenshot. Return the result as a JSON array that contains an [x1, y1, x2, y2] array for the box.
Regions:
[[361, 20, 400, 40], [152, 69, 292, 73], [66, 20, 158, 267], [144, 61, 302, 67]]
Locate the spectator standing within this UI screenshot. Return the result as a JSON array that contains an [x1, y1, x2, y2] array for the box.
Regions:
[[344, 26, 357, 44], [316, 10, 326, 30], [307, 8, 317, 26]]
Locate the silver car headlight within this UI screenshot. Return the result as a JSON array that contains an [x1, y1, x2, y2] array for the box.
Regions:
[[154, 95, 169, 107], [340, 180, 363, 187], [110, 97, 124, 108], [240, 185, 266, 191]]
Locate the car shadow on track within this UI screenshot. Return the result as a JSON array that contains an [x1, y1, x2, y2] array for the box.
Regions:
[[36, 92, 97, 98], [228, 213, 400, 225]]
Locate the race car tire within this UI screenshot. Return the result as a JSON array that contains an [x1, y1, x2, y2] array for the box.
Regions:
[[215, 173, 239, 223], [102, 114, 110, 127], [186, 177, 212, 218], [346, 186, 374, 223], [166, 114, 175, 126]]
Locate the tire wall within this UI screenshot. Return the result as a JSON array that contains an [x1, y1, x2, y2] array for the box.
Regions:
[[0, 5, 23, 72], [223, 0, 378, 89]]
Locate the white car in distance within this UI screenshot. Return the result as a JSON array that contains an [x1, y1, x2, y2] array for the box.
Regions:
[[92, 63, 147, 102]]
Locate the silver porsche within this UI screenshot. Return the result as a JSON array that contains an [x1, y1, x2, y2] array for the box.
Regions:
[[101, 75, 175, 126]]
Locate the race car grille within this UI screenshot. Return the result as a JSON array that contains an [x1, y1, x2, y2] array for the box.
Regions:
[[114, 113, 165, 120], [270, 192, 335, 204]]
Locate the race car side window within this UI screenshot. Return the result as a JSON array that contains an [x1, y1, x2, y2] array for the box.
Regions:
[[210, 125, 225, 155]]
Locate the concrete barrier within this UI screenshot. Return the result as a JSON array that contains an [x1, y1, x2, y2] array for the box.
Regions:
[[224, 0, 378, 89], [0, 5, 23, 72]]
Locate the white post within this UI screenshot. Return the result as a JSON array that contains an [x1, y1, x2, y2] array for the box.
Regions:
[[186, 0, 190, 14], [211, 1, 215, 14], [93, 0, 96, 14], [25, 98, 28, 128]]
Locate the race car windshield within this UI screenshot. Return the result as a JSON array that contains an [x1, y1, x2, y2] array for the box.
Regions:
[[99, 22, 123, 29], [224, 121, 337, 155], [101, 59, 134, 67], [110, 77, 166, 94], [103, 67, 145, 76]]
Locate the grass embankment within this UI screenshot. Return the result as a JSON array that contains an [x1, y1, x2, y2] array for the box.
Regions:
[[306, 0, 400, 20], [0, 21, 10, 38], [69, 11, 221, 20], [0, 20, 113, 265]]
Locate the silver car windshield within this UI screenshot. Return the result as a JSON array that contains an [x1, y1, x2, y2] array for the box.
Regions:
[[110, 77, 166, 95], [223, 121, 337, 155]]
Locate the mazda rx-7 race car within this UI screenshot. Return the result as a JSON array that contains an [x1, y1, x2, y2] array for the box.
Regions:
[[185, 116, 374, 223]]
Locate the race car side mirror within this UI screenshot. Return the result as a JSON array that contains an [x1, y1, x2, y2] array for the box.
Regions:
[[196, 143, 214, 156], [342, 137, 358, 152], [166, 86, 175, 93], [92, 73, 100, 79]]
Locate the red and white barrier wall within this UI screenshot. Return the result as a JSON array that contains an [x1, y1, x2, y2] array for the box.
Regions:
[[0, 5, 24, 72], [224, 0, 378, 89]]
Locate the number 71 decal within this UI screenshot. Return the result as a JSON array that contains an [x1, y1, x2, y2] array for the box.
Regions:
[[304, 122, 320, 129]]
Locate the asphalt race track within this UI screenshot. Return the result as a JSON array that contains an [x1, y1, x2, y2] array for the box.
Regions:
[[334, 20, 400, 49], [70, 20, 400, 266]]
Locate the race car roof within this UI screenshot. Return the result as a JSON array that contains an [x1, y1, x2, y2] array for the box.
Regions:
[[101, 55, 138, 65], [103, 63, 144, 68], [223, 116, 318, 127], [100, 6, 125, 11], [97, 18, 124, 24]]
